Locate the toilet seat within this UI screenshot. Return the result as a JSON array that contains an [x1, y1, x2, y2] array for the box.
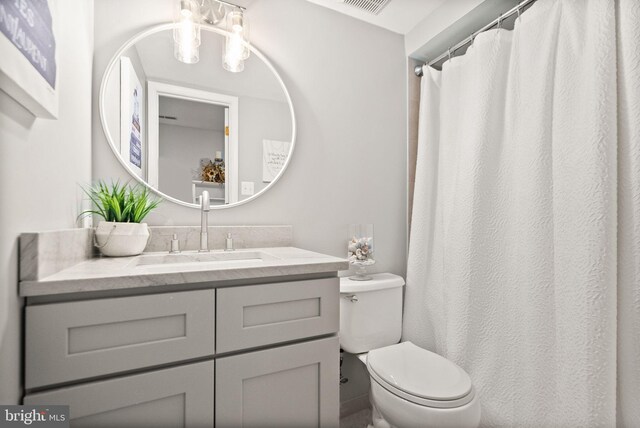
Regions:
[[366, 342, 475, 409]]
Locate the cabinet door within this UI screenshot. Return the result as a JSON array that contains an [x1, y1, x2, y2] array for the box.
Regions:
[[24, 361, 214, 428], [216, 336, 339, 428]]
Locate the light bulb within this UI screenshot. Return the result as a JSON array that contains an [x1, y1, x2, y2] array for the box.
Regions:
[[226, 33, 244, 59]]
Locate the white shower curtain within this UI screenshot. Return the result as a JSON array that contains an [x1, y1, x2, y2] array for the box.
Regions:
[[403, 0, 640, 426]]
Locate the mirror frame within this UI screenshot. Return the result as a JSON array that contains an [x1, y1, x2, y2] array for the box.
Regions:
[[99, 23, 297, 209]]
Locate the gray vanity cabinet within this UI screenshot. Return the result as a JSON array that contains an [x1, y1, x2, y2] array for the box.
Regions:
[[216, 336, 339, 428], [23, 277, 340, 428], [24, 361, 215, 427]]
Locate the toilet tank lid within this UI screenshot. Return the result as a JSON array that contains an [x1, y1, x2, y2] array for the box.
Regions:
[[340, 273, 405, 293]]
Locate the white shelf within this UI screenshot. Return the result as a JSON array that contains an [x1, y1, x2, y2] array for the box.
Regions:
[[192, 180, 225, 187], [192, 180, 227, 205]]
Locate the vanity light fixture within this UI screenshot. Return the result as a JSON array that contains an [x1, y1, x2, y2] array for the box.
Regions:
[[174, 0, 249, 72], [174, 0, 202, 64]]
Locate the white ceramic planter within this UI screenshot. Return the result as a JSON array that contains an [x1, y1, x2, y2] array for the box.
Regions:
[[94, 221, 150, 257]]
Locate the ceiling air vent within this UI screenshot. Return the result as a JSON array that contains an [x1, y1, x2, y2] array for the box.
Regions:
[[338, 0, 392, 15]]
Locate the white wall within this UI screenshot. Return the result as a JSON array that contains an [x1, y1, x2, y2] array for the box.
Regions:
[[0, 0, 94, 404], [404, 0, 484, 59], [93, 0, 407, 275]]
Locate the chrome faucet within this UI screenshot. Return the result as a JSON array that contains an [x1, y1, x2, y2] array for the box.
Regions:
[[199, 190, 210, 252]]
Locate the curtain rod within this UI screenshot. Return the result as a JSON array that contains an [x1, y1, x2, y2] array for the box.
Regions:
[[414, 0, 537, 76]]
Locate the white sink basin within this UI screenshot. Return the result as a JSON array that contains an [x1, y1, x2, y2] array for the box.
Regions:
[[133, 250, 279, 267]]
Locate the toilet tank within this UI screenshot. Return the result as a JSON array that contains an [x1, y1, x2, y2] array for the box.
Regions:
[[339, 273, 405, 354]]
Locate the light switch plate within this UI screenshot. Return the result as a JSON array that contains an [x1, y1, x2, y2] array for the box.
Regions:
[[241, 181, 254, 196]]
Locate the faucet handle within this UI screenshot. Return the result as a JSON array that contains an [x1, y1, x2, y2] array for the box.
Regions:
[[225, 232, 234, 251], [170, 234, 181, 254]]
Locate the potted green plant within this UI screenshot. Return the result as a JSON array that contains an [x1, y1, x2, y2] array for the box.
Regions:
[[80, 181, 161, 257]]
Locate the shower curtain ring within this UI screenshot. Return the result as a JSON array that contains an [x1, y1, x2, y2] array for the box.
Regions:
[[517, 5, 521, 21], [448, 47, 452, 61], [497, 13, 503, 29]]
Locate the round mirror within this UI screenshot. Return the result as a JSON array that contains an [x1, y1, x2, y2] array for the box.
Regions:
[[99, 23, 296, 209]]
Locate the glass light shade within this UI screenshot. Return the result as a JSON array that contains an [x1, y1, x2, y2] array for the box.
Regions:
[[174, 0, 201, 64], [222, 55, 245, 73], [225, 10, 250, 60], [174, 41, 200, 64]]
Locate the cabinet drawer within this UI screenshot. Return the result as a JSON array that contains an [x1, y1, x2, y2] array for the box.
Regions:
[[216, 278, 339, 353], [26, 290, 215, 389], [24, 360, 214, 428]]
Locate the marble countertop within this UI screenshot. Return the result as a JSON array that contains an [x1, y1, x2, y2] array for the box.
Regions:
[[19, 247, 349, 297]]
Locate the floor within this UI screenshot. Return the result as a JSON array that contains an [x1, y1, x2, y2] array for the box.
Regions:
[[340, 408, 372, 428]]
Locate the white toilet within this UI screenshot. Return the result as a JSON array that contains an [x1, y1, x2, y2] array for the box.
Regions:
[[340, 273, 481, 428]]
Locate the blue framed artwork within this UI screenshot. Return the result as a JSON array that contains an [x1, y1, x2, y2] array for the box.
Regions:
[[120, 57, 145, 178], [0, 0, 58, 118]]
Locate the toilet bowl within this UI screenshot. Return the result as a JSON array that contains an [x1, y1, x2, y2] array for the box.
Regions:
[[358, 342, 480, 428], [340, 274, 480, 428]]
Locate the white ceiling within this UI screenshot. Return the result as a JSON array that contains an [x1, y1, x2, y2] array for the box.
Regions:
[[305, 0, 448, 34]]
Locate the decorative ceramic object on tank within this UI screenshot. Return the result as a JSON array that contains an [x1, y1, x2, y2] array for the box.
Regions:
[[347, 224, 375, 281]]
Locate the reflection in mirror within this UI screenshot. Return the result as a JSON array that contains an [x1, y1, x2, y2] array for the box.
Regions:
[[101, 25, 295, 209], [158, 96, 230, 205], [147, 81, 239, 205]]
